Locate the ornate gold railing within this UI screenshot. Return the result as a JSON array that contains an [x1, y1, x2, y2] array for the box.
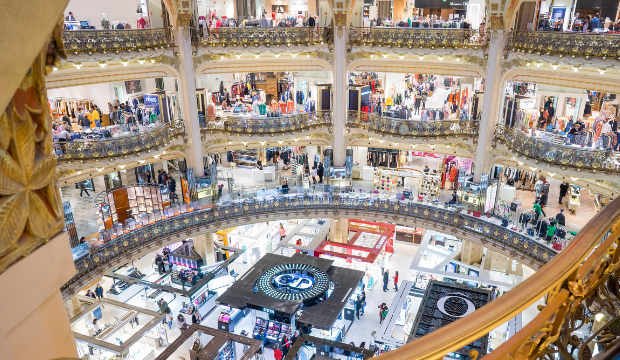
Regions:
[[384, 197, 620, 360], [349, 27, 488, 48], [495, 125, 620, 172], [192, 26, 333, 47], [508, 30, 620, 58], [55, 120, 185, 162], [200, 111, 332, 134], [62, 28, 174, 54], [61, 193, 557, 298], [347, 110, 479, 137]]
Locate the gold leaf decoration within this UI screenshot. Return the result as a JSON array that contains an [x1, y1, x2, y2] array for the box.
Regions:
[[0, 27, 65, 274]]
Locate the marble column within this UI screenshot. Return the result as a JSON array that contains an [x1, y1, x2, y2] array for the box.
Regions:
[[330, 218, 349, 243], [176, 27, 205, 177], [332, 27, 348, 167], [473, 30, 506, 182], [193, 233, 217, 265]]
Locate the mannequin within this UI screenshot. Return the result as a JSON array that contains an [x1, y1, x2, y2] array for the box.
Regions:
[[137, 15, 147, 29], [101, 13, 110, 30]]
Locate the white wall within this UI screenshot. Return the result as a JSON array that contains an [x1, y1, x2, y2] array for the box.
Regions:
[[319, 0, 333, 26], [149, 0, 164, 28], [47, 83, 115, 114], [384, 72, 407, 96], [197, 73, 236, 92], [350, 0, 364, 27], [467, 0, 485, 29], [64, 0, 143, 29], [197, 0, 234, 18]]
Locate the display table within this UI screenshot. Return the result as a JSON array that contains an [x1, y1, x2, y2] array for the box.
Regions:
[[361, 166, 374, 181], [263, 166, 276, 181], [107, 283, 142, 302]]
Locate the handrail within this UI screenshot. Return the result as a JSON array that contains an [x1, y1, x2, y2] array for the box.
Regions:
[[63, 28, 174, 53], [347, 110, 479, 137], [494, 125, 620, 172], [348, 27, 488, 48], [61, 193, 557, 297], [55, 120, 185, 162], [507, 30, 620, 58], [192, 26, 333, 46], [200, 111, 332, 134], [380, 197, 620, 359]]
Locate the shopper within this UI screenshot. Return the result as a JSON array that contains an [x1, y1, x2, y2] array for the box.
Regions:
[[260, 13, 271, 27], [179, 269, 187, 290], [177, 314, 187, 332], [79, 236, 86, 244], [556, 209, 566, 226], [378, 303, 385, 323], [192, 309, 202, 324], [145, 170, 152, 184], [78, 181, 90, 197], [547, 103, 555, 123], [279, 224, 286, 241], [360, 291, 366, 315], [281, 335, 291, 356], [158, 169, 167, 184], [393, 271, 399, 292], [168, 176, 178, 203], [92, 106, 101, 128], [66, 12, 76, 21], [86, 290, 96, 299], [165, 308, 173, 329], [383, 269, 389, 292], [92, 318, 101, 334], [157, 298, 168, 314], [546, 220, 557, 243], [559, 182, 569, 204], [317, 162, 324, 183], [273, 343, 283, 360], [591, 14, 600, 29], [447, 191, 458, 205], [156, 254, 165, 274], [94, 283, 104, 299], [257, 328, 266, 343], [381, 306, 389, 323], [533, 200, 542, 222], [311, 167, 317, 184], [291, 330, 300, 346], [423, 165, 430, 173], [281, 180, 290, 194]]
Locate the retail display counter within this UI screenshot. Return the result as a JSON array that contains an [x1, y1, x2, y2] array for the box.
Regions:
[[107, 266, 145, 302], [191, 283, 218, 318], [568, 185, 581, 213], [219, 306, 247, 332], [253, 318, 293, 345], [71, 242, 91, 262]]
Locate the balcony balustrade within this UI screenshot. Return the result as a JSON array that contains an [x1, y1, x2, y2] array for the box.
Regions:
[[495, 125, 620, 172], [200, 111, 332, 134], [192, 26, 332, 47], [62, 28, 174, 54], [56, 120, 185, 162], [347, 110, 479, 138], [508, 30, 620, 58], [348, 27, 487, 48], [61, 192, 557, 297]]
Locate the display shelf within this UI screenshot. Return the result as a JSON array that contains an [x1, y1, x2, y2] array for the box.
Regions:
[[373, 169, 397, 195]]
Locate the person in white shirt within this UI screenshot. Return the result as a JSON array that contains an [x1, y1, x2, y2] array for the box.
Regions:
[[93, 318, 101, 332]]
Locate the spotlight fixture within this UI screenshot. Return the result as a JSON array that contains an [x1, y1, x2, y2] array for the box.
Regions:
[[74, 62, 82, 69], [138, 59, 146, 64], [52, 66, 58, 71], [572, 65, 580, 72], [418, 55, 425, 60], [438, 56, 444, 61], [273, 53, 280, 58], [398, 54, 404, 59], [235, 54, 242, 59], [121, 59, 128, 66], [292, 53, 298, 57], [382, 53, 388, 58], [551, 63, 559, 69], [254, 53, 260, 59], [456, 56, 461, 62], [98, 61, 107, 68], [599, 68, 607, 75], [150, 59, 155, 63]]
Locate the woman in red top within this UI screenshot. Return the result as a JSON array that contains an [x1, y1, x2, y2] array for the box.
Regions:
[[273, 344, 283, 360], [393, 271, 399, 292]]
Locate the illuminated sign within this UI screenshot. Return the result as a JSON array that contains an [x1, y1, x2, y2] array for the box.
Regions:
[[256, 263, 331, 303]]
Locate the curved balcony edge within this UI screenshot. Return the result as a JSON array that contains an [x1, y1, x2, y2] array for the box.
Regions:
[[348, 27, 488, 49], [381, 197, 620, 360], [347, 110, 479, 138], [55, 120, 186, 163], [62, 28, 175, 55], [191, 26, 334, 47], [61, 195, 556, 300], [507, 30, 620, 58], [494, 125, 620, 173], [200, 111, 333, 135]]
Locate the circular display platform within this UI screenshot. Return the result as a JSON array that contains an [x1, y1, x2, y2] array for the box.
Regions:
[[257, 263, 331, 303]]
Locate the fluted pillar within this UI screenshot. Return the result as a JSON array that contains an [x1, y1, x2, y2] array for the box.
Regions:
[[473, 30, 506, 182], [330, 218, 349, 243], [176, 24, 205, 177]]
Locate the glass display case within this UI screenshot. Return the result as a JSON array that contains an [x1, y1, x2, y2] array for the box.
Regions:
[[329, 166, 352, 187], [195, 176, 213, 200], [71, 242, 91, 262]]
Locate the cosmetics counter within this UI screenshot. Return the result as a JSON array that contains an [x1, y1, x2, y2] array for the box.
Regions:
[[328, 166, 352, 188], [219, 305, 250, 332], [179, 283, 218, 323], [227, 222, 281, 263], [252, 317, 294, 344]]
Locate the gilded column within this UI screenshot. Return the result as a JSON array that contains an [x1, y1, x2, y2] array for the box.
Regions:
[[0, 21, 78, 360], [329, 218, 349, 243]]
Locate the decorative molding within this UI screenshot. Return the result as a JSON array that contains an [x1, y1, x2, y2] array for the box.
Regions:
[[177, 12, 192, 38], [193, 53, 222, 69], [489, 15, 505, 30], [501, 58, 528, 75], [0, 25, 65, 274], [334, 11, 346, 39]]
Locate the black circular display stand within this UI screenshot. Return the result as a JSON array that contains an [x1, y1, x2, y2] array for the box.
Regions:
[[257, 263, 330, 304]]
